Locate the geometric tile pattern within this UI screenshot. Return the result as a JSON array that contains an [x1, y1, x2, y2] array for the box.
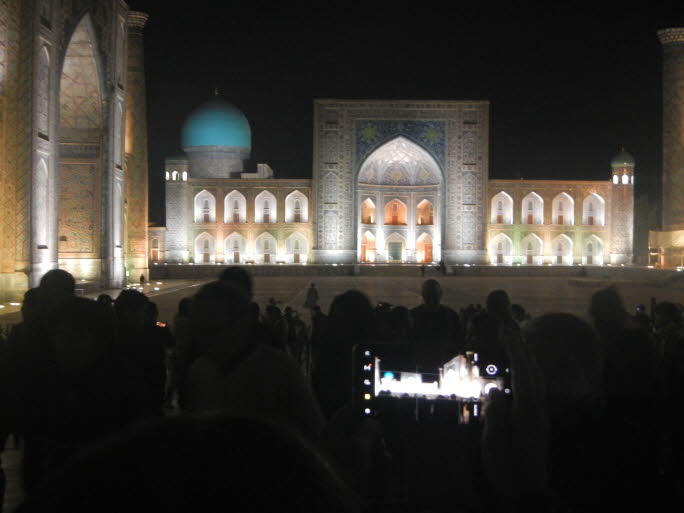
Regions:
[[58, 161, 100, 254], [2, 1, 133, 295], [659, 29, 684, 228], [313, 100, 489, 263], [125, 12, 150, 273], [59, 21, 102, 132]]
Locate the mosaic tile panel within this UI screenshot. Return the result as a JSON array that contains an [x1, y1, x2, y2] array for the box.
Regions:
[[58, 161, 100, 254]]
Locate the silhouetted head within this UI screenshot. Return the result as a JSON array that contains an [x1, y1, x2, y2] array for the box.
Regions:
[[191, 281, 250, 369], [486, 289, 512, 322], [421, 279, 442, 307], [21, 287, 45, 324], [589, 287, 627, 338], [218, 266, 253, 301], [50, 297, 117, 376], [38, 269, 75, 307], [16, 415, 360, 513], [264, 304, 282, 325], [96, 294, 114, 308], [525, 313, 603, 413], [329, 290, 376, 340], [114, 289, 150, 334], [510, 304, 527, 323], [177, 297, 193, 318], [654, 301, 683, 330]]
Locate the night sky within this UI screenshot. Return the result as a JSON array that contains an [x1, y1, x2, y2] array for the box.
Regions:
[[128, 4, 684, 242]]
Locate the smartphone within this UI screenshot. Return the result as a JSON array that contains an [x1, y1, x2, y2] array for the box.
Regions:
[[353, 344, 509, 424]]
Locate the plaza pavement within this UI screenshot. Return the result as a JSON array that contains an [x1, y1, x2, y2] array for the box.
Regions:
[[2, 274, 684, 328]]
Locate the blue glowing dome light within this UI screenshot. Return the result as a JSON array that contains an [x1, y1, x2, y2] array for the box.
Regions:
[[182, 99, 251, 150]]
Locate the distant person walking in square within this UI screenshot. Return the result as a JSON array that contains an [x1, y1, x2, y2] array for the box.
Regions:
[[304, 283, 319, 310]]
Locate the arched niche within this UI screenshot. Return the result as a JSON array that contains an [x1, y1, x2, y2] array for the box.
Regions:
[[34, 159, 49, 250], [224, 232, 246, 264], [416, 232, 434, 263], [489, 233, 512, 264], [255, 190, 277, 223], [521, 192, 544, 225], [582, 193, 605, 226], [285, 190, 308, 223], [552, 234, 574, 265], [552, 192, 575, 225], [358, 136, 442, 186], [194, 190, 216, 223], [384, 199, 407, 226], [584, 234, 604, 265], [194, 232, 215, 264], [361, 198, 376, 224], [36, 45, 50, 137], [416, 199, 434, 226], [255, 232, 277, 264], [57, 15, 105, 281], [286, 232, 308, 263], [360, 231, 376, 263], [520, 233, 543, 265], [490, 191, 513, 224], [385, 232, 406, 263], [356, 136, 442, 263], [225, 190, 247, 223]]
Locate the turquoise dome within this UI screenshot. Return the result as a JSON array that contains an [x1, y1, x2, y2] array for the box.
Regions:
[[611, 149, 635, 168], [182, 99, 251, 149]]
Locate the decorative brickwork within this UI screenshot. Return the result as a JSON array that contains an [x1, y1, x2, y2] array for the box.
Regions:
[[125, 11, 149, 279], [659, 29, 684, 229], [313, 100, 489, 264], [485, 179, 626, 265], [58, 161, 100, 255], [161, 169, 314, 264], [0, 2, 137, 296]]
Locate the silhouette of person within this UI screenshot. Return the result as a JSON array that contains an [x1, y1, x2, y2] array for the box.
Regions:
[[410, 280, 462, 366], [313, 290, 377, 419], [114, 290, 166, 416], [38, 269, 75, 310], [96, 294, 114, 308], [181, 281, 324, 442], [304, 283, 319, 310]]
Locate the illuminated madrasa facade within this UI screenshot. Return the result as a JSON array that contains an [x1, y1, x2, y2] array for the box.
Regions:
[[0, 1, 150, 300], [156, 98, 635, 268]]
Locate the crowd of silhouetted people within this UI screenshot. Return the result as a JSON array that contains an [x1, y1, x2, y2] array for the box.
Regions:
[[1, 268, 684, 512]]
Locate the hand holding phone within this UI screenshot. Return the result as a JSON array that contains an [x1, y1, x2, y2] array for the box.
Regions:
[[482, 330, 549, 496]]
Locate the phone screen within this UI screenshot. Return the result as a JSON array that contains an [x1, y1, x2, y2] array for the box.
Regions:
[[354, 345, 509, 423]]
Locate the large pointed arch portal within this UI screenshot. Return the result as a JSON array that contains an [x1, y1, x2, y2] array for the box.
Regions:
[[356, 136, 442, 263], [57, 16, 106, 282]]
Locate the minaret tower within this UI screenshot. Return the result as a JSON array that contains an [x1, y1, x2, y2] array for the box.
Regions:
[[124, 11, 150, 280], [650, 28, 684, 267], [609, 149, 635, 264], [659, 28, 684, 230]]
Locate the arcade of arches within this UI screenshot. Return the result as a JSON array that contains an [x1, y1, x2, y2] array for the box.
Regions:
[[356, 137, 441, 264]]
